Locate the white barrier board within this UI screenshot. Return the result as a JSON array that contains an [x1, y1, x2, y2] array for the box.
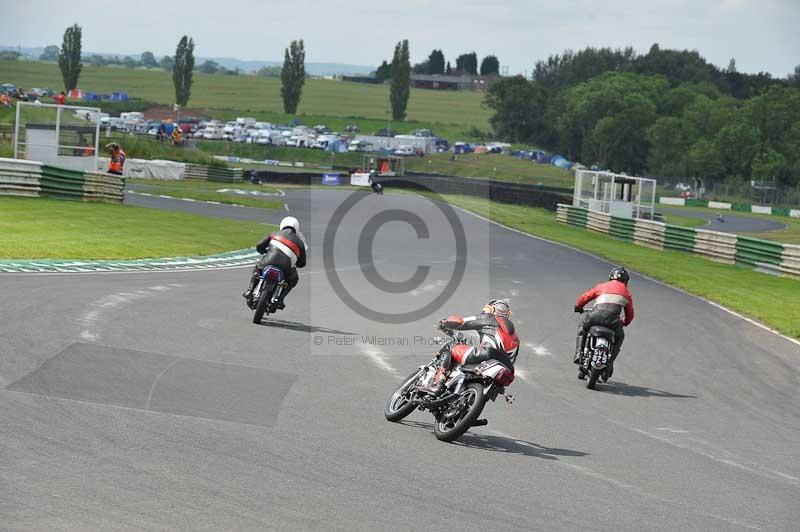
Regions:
[[708, 201, 732, 209], [790, 209, 800, 218], [350, 173, 371, 186], [659, 197, 686, 206], [751, 205, 772, 215]]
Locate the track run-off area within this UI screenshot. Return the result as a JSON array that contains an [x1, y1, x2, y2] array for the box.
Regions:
[[1, 188, 798, 532]]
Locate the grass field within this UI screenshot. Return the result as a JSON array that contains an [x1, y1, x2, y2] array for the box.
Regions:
[[0, 60, 492, 138], [0, 197, 268, 259]]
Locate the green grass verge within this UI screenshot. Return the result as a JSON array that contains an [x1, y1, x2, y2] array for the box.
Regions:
[[407, 192, 800, 339], [134, 185, 283, 210], [0, 197, 268, 259], [661, 213, 707, 228], [128, 178, 280, 194], [662, 205, 800, 245]]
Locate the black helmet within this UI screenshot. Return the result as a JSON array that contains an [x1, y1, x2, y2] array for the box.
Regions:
[[609, 267, 630, 285]]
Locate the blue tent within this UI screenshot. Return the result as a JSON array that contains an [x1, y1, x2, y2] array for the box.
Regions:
[[325, 140, 348, 153], [551, 155, 573, 169]]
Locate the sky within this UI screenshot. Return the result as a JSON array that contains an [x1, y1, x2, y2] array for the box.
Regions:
[[1, 0, 798, 76]]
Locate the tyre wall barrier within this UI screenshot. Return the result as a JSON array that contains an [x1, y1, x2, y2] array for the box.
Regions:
[[0, 158, 124, 203], [41, 165, 86, 200], [83, 172, 125, 203], [251, 171, 571, 211], [185, 163, 244, 183], [0, 157, 42, 197], [556, 204, 800, 278]]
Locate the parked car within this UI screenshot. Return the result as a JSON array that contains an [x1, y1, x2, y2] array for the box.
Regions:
[[411, 128, 434, 137], [236, 117, 256, 127], [203, 126, 226, 140], [178, 118, 198, 133], [348, 140, 373, 152], [345, 124, 360, 132], [394, 146, 415, 156], [374, 128, 399, 137], [253, 130, 273, 145]]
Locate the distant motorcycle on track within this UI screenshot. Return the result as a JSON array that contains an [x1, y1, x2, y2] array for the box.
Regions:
[[385, 327, 514, 442]]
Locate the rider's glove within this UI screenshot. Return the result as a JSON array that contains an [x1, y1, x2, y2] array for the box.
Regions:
[[437, 320, 449, 331], [574, 306, 582, 313]]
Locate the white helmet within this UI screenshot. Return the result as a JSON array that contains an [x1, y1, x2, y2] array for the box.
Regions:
[[280, 216, 300, 232]]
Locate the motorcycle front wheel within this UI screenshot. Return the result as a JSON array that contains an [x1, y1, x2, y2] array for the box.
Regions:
[[433, 382, 487, 442], [385, 369, 423, 422]]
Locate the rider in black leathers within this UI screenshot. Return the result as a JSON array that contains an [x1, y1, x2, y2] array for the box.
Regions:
[[243, 216, 307, 309]]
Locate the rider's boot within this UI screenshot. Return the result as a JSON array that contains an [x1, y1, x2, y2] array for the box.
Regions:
[[275, 285, 292, 310], [425, 367, 447, 395], [574, 331, 585, 364], [243, 267, 259, 299]]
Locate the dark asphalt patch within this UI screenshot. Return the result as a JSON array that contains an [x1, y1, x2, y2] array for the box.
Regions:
[[7, 343, 296, 427]]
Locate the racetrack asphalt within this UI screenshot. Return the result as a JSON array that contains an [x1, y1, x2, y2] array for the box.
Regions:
[[659, 206, 787, 233], [1, 188, 798, 531]]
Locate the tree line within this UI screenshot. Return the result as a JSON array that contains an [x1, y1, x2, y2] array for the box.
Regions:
[[485, 45, 800, 188], [39, 24, 418, 123], [375, 49, 500, 82]]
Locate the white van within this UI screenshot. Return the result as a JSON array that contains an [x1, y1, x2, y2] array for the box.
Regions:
[[203, 126, 226, 140], [236, 117, 256, 126], [394, 145, 415, 156]]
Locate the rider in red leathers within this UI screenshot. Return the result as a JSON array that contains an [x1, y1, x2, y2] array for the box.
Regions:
[[574, 267, 634, 378], [427, 299, 520, 395]]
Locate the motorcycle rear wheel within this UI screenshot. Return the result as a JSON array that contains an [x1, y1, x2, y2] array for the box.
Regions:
[[586, 367, 602, 389], [252, 285, 272, 323], [434, 383, 487, 442], [385, 369, 423, 422]]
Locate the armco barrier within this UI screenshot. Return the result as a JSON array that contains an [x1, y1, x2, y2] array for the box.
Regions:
[[556, 204, 800, 278], [251, 171, 571, 211], [0, 158, 42, 197]]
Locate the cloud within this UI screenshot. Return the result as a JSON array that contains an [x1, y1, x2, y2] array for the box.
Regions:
[[0, 0, 797, 76]]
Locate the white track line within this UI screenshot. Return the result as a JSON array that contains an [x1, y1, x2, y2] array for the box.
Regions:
[[359, 345, 400, 377], [450, 204, 800, 349]]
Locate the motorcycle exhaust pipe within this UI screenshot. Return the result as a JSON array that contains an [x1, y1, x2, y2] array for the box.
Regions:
[[421, 393, 457, 408]]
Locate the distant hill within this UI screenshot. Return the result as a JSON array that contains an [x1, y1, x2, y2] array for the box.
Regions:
[[0, 46, 374, 77]]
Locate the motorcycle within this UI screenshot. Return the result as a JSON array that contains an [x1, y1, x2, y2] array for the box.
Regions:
[[384, 327, 515, 442], [247, 259, 288, 323], [576, 311, 616, 389]]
